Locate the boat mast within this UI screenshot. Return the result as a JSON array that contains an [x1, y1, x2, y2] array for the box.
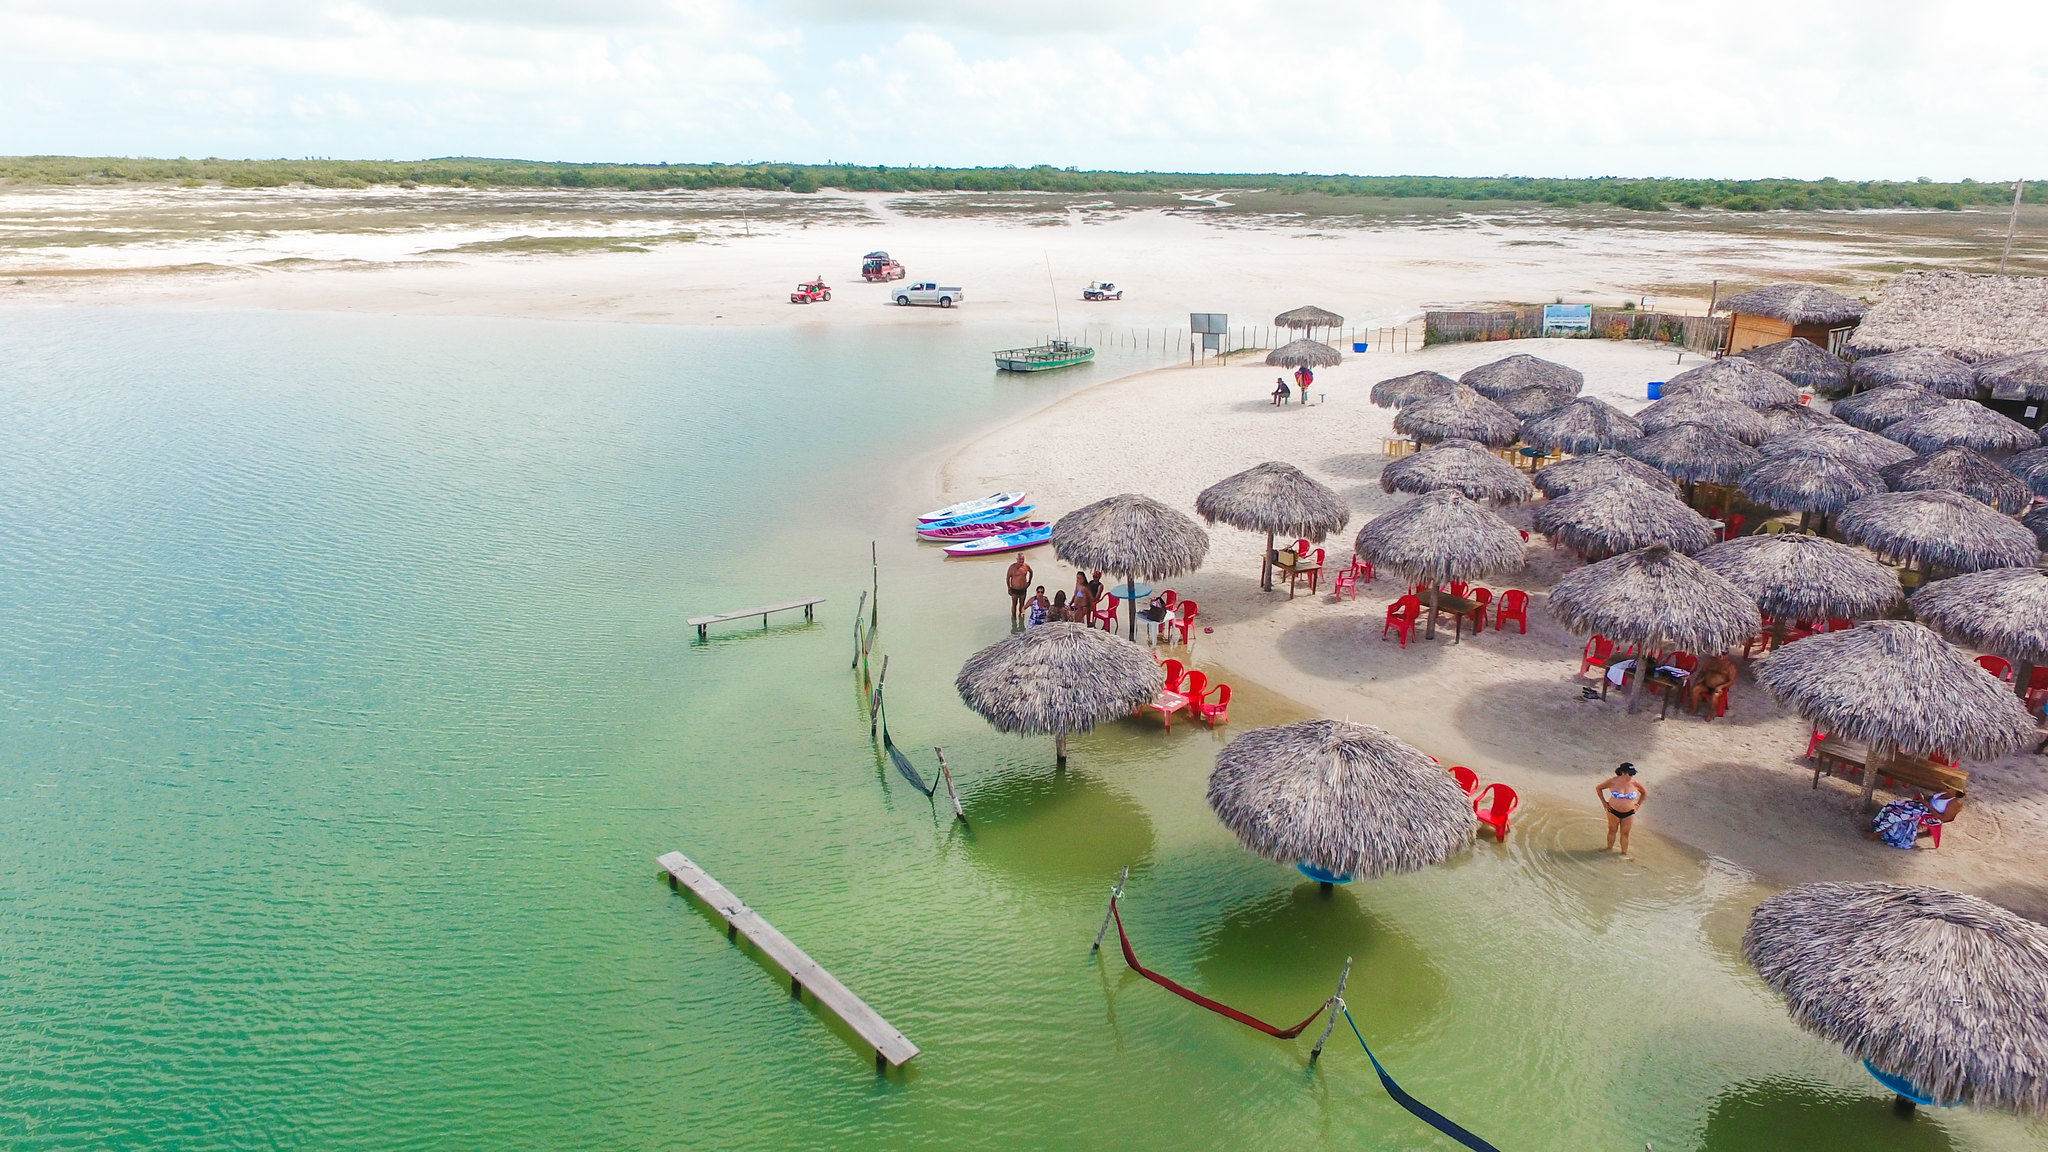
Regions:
[[1044, 252, 1061, 341]]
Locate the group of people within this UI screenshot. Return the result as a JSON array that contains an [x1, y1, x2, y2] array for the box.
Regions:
[[1007, 556, 1107, 629], [1270, 364, 1315, 406]]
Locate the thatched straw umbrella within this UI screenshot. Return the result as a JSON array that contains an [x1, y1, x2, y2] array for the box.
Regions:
[[1536, 484, 1717, 559], [1274, 305, 1344, 340], [1378, 439, 1534, 505], [1459, 354, 1584, 400], [1849, 347, 1980, 399], [1370, 370, 1457, 409], [1266, 338, 1342, 369], [1196, 462, 1350, 592], [1052, 494, 1210, 639], [1495, 384, 1578, 420], [1976, 349, 2048, 402], [1393, 385, 1522, 447], [1754, 621, 2032, 806], [1758, 423, 1916, 470], [1532, 450, 1676, 499], [1625, 423, 1764, 487], [1206, 720, 1475, 884], [2002, 446, 2048, 496], [1883, 400, 2038, 457], [1549, 543, 1760, 711], [1663, 358, 1804, 410], [1697, 534, 1900, 649], [1911, 566, 2048, 698], [1353, 491, 1525, 638], [1736, 451, 1885, 531], [1758, 403, 1842, 438], [1831, 382, 1944, 432], [956, 623, 1164, 765], [1881, 446, 2032, 514], [1838, 490, 2039, 575], [1744, 882, 2048, 1113], [1737, 337, 1849, 397], [1636, 394, 1770, 444], [1521, 397, 1643, 455]]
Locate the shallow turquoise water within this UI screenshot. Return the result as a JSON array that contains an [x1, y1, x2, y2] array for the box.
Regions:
[[0, 309, 2041, 1151]]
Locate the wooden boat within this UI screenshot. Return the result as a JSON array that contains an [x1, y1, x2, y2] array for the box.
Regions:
[[919, 504, 1034, 532], [918, 491, 1027, 523], [994, 340, 1095, 373], [917, 519, 1047, 542], [943, 525, 1053, 557]]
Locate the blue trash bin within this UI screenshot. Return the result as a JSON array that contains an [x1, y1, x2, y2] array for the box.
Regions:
[[1353, 342, 1369, 353], [1648, 381, 1664, 400]]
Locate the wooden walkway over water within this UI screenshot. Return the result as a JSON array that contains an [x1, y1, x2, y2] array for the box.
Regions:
[[656, 850, 920, 1070], [688, 597, 825, 639]]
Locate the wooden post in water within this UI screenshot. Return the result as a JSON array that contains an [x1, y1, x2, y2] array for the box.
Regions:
[[1308, 955, 1355, 1065], [934, 746, 966, 822], [1090, 865, 1131, 953]]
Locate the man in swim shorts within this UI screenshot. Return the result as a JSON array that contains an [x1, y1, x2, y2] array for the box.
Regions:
[[1596, 763, 1646, 858], [1006, 555, 1033, 626]]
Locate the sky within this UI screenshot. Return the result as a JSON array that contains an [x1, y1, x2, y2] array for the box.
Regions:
[[0, 0, 2041, 179]]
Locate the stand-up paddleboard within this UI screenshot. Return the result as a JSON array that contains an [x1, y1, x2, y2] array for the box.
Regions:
[[919, 504, 1034, 532], [943, 525, 1054, 557], [917, 519, 1047, 542], [918, 491, 1027, 523]]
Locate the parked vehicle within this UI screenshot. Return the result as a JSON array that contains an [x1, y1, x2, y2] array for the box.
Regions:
[[894, 282, 964, 308], [861, 251, 906, 282], [1083, 281, 1123, 301], [789, 277, 831, 304]]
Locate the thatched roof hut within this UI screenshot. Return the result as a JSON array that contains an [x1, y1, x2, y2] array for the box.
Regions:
[[1737, 337, 1849, 397], [1881, 446, 2033, 514], [1459, 354, 1584, 400], [1911, 566, 2048, 674], [1197, 462, 1350, 592], [1849, 347, 1980, 399], [1549, 543, 1760, 709], [1847, 270, 2048, 363], [1521, 397, 1643, 455], [1830, 382, 1946, 432], [1758, 423, 1916, 470], [1662, 358, 1804, 410], [1838, 490, 2039, 573], [1494, 384, 1578, 420], [1536, 484, 1717, 558], [1206, 720, 1475, 880], [1744, 882, 2048, 1113], [1882, 400, 2038, 456], [2002, 446, 2048, 496], [956, 623, 1164, 762], [1051, 494, 1210, 638], [1636, 394, 1770, 444], [1736, 451, 1886, 517], [1759, 403, 1842, 438], [1625, 423, 1764, 485], [1697, 534, 1901, 623], [1266, 338, 1342, 369], [1370, 370, 1458, 409], [1393, 385, 1522, 447], [1355, 491, 1525, 637], [1531, 450, 1676, 499], [1716, 284, 1867, 355], [1976, 349, 2048, 402], [1275, 305, 1344, 332], [1379, 440, 1534, 504]]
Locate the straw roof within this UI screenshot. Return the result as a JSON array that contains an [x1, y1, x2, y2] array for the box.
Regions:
[[1459, 354, 1584, 400], [1758, 423, 1916, 470], [1051, 493, 1211, 579], [1370, 370, 1458, 409], [1847, 270, 2048, 362], [1849, 347, 1980, 399], [1753, 620, 2033, 758], [1838, 490, 2040, 573], [1625, 423, 1764, 484], [1393, 385, 1523, 447], [1207, 720, 1475, 879], [1697, 534, 1901, 622], [1636, 394, 1770, 444], [2028, 505, 2048, 551], [1715, 284, 1867, 326], [1494, 384, 1579, 420], [1352, 491, 1526, 584], [1830, 382, 1946, 432], [1266, 338, 1343, 368], [955, 623, 1164, 737], [1744, 882, 2048, 1113], [1881, 446, 2033, 514], [1882, 400, 2038, 456], [1520, 397, 1642, 455], [1736, 451, 1885, 516], [1274, 305, 1343, 330], [1195, 461, 1351, 540], [1378, 440, 1534, 504], [1758, 403, 1843, 437], [1536, 484, 1717, 558], [2002, 446, 2048, 496], [1548, 543, 1760, 650], [1531, 450, 1676, 499], [1737, 337, 1850, 397], [1662, 358, 1804, 410], [1912, 566, 2048, 667], [1977, 349, 2048, 402]]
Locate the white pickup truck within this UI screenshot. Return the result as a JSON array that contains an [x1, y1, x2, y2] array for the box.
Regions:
[[893, 282, 964, 308]]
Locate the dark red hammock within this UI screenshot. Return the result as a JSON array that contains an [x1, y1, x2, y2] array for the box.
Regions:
[[1109, 896, 1327, 1039]]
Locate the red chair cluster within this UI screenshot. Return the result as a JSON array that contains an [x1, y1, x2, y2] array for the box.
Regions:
[[1444, 762, 1517, 841], [1143, 655, 1230, 728], [1381, 586, 1528, 647]]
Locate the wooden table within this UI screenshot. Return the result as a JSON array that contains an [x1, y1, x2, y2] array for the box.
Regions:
[[1274, 559, 1322, 599], [1421, 591, 1479, 642], [1812, 736, 1969, 795], [1146, 689, 1189, 730], [1599, 655, 1689, 715]]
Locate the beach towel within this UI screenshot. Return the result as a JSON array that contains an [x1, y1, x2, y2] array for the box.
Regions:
[[1873, 798, 1930, 849]]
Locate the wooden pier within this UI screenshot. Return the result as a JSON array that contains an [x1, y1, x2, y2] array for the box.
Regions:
[[688, 596, 825, 640], [656, 850, 920, 1070]]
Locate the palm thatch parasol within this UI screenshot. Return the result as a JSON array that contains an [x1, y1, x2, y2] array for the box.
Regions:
[[1662, 358, 1804, 410], [956, 623, 1164, 764], [1831, 382, 1944, 432], [1636, 394, 1770, 444], [1976, 349, 2048, 402], [1196, 462, 1351, 592], [1206, 720, 1475, 881], [1494, 384, 1579, 420], [1758, 403, 1842, 437], [1052, 494, 1211, 639], [1379, 440, 1534, 504], [1549, 543, 1760, 711], [1521, 397, 1643, 454], [1625, 423, 1764, 485], [1744, 882, 2048, 1113], [1393, 385, 1522, 447], [1883, 400, 2038, 456], [1737, 337, 1850, 397], [1370, 370, 1458, 409], [1274, 305, 1344, 335], [1697, 534, 1900, 649], [1736, 451, 1885, 529], [1353, 491, 1525, 638], [1881, 446, 2032, 514], [1715, 284, 1867, 327], [1459, 354, 1584, 400], [1532, 450, 1676, 499], [1838, 490, 2039, 574], [1850, 347, 1980, 399], [2002, 445, 2048, 496], [1759, 423, 1915, 470], [1910, 566, 2048, 696], [1266, 338, 1342, 368], [1754, 621, 2033, 806], [1536, 483, 1717, 559]]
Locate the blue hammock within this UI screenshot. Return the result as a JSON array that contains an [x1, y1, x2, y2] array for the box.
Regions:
[[1344, 1007, 1502, 1152]]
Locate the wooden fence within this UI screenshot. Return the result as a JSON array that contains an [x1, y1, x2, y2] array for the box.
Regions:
[[1424, 309, 1729, 356], [1078, 323, 1427, 359]]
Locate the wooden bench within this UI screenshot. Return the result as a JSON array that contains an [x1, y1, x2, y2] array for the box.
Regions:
[[1812, 736, 1969, 795], [688, 597, 825, 639]]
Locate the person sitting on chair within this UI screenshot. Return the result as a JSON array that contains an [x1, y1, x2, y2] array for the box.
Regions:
[[1688, 653, 1737, 717], [1272, 377, 1290, 406]]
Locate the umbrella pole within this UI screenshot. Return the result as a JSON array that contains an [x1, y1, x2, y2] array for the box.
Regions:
[[2016, 660, 2037, 701], [1127, 571, 1137, 641], [1425, 586, 1440, 640], [1859, 740, 1885, 811], [1627, 634, 1659, 714], [1262, 531, 1275, 592], [1056, 732, 1069, 768]]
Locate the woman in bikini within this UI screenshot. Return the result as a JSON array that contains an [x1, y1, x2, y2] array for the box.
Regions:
[[1596, 763, 1646, 857]]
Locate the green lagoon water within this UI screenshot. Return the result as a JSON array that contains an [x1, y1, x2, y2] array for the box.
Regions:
[[1, 308, 2041, 1151]]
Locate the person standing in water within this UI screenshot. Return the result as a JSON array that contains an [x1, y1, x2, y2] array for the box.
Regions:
[[1597, 763, 1646, 857], [1006, 555, 1034, 625]]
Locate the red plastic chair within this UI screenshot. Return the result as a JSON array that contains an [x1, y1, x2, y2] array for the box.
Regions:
[[1165, 600, 1197, 644], [1197, 684, 1231, 726], [1181, 669, 1210, 708], [1159, 590, 1179, 612], [1091, 594, 1118, 630], [1494, 590, 1529, 633], [1581, 635, 1616, 675], [1978, 654, 2015, 682], [1703, 505, 1723, 521], [1447, 580, 1471, 598], [1474, 783, 1519, 841], [1466, 587, 1492, 631], [1917, 813, 1945, 849], [1721, 513, 1745, 541], [1449, 765, 1480, 795], [1306, 548, 1326, 593], [1383, 596, 1422, 647], [1805, 726, 1828, 760], [1293, 538, 1312, 558], [1826, 617, 1854, 632], [1334, 555, 1372, 599], [1161, 658, 1186, 694]]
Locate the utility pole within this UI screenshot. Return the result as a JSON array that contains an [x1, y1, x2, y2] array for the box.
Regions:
[[2000, 180, 2026, 275]]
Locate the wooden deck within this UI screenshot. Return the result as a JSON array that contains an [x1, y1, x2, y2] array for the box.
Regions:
[[656, 850, 919, 1069], [687, 597, 825, 639]]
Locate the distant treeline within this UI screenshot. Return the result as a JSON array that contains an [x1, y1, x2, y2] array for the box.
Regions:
[[0, 155, 2035, 212]]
